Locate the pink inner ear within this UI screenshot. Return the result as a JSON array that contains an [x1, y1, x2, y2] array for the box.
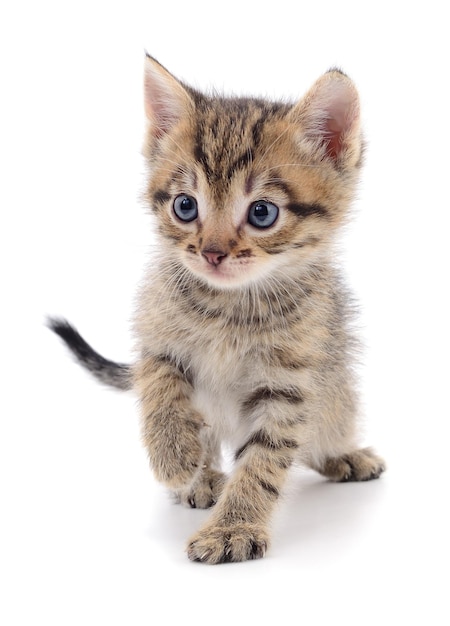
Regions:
[[147, 96, 174, 138], [324, 116, 343, 161], [144, 77, 178, 138], [144, 59, 190, 138], [322, 94, 355, 161]]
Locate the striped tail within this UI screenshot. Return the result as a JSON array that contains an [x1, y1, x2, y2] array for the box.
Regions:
[[47, 317, 132, 391]]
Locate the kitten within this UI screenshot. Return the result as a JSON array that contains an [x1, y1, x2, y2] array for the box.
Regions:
[[49, 54, 385, 564]]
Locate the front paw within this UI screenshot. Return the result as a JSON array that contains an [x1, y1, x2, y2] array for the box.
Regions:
[[187, 523, 269, 564], [177, 469, 226, 509], [148, 414, 205, 489]]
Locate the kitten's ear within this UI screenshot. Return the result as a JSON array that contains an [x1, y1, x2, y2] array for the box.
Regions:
[[290, 70, 362, 168], [144, 54, 194, 137]]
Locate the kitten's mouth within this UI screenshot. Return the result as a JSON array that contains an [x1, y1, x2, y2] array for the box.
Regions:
[[186, 255, 254, 289], [203, 262, 240, 283]]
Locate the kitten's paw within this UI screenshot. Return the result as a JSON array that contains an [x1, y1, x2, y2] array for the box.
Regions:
[[187, 523, 269, 564], [150, 416, 205, 489], [176, 469, 227, 509], [320, 447, 385, 482]]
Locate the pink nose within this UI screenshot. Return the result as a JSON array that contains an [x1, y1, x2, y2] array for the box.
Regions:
[[202, 249, 227, 266]]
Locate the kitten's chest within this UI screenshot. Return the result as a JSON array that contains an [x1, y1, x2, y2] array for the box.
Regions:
[[187, 333, 256, 441]]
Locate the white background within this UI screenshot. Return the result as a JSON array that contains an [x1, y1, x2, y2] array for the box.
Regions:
[[1, 1, 449, 624]]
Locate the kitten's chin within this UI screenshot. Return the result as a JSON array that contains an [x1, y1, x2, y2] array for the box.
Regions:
[[184, 259, 264, 290], [192, 267, 254, 290]]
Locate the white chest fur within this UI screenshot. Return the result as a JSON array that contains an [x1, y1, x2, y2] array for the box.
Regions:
[[188, 337, 253, 446]]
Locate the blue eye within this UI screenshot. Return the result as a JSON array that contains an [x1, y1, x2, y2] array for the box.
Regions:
[[248, 201, 279, 228], [173, 195, 198, 222]]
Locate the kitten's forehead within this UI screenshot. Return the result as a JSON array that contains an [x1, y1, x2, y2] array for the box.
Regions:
[[190, 96, 290, 199]]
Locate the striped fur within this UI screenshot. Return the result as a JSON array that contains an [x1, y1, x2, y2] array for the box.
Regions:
[[50, 56, 385, 564]]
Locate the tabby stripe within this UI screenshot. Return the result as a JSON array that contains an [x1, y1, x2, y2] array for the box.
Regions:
[[258, 479, 280, 498], [154, 353, 193, 385], [235, 428, 299, 461], [178, 297, 303, 328], [251, 117, 265, 147], [179, 296, 223, 320], [243, 466, 280, 498], [173, 273, 304, 327], [242, 386, 304, 412], [261, 175, 292, 197], [286, 202, 328, 218], [226, 149, 254, 180], [194, 128, 213, 181], [153, 189, 171, 207], [163, 232, 184, 243], [264, 246, 289, 255]]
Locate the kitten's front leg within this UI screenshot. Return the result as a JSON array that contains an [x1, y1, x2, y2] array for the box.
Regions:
[[187, 413, 303, 563], [135, 355, 206, 489]]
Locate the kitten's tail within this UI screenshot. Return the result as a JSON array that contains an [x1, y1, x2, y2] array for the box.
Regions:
[[47, 317, 133, 391]]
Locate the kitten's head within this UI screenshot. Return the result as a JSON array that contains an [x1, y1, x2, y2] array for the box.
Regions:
[[143, 55, 362, 290]]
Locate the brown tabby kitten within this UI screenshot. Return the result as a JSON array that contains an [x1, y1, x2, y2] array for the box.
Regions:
[[49, 55, 385, 564]]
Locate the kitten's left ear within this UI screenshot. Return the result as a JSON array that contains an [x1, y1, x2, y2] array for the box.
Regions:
[[290, 69, 362, 168], [143, 54, 194, 138]]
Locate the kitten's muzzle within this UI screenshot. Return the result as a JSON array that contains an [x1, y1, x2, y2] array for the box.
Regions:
[[202, 249, 228, 266]]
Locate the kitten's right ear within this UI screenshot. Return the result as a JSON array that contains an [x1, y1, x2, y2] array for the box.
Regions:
[[289, 69, 362, 169], [144, 54, 194, 138]]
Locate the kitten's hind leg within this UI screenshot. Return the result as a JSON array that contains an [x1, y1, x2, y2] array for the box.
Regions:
[[313, 447, 385, 482]]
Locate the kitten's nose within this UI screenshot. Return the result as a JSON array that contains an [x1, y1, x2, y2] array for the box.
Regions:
[[202, 249, 228, 266]]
